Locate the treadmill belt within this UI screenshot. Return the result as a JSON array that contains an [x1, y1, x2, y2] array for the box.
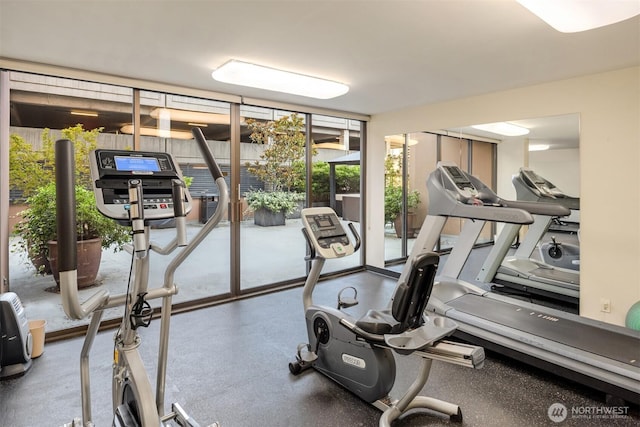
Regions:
[[531, 267, 579, 285], [448, 294, 640, 367]]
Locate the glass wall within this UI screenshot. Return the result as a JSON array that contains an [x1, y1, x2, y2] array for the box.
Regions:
[[311, 114, 362, 274], [238, 106, 307, 290], [137, 90, 232, 300], [3, 70, 365, 333]]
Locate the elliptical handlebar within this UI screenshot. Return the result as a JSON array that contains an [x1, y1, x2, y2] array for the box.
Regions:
[[55, 139, 109, 320], [192, 127, 224, 180]]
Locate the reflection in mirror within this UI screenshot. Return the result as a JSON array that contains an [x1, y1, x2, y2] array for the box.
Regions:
[[443, 113, 581, 310], [383, 132, 497, 264]]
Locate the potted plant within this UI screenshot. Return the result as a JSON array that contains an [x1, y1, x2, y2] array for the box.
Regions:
[[245, 189, 304, 226], [384, 185, 421, 237], [10, 124, 129, 287], [15, 183, 129, 288], [384, 153, 421, 237], [245, 114, 310, 226]]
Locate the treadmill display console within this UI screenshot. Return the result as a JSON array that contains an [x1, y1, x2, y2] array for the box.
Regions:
[[90, 149, 192, 224], [441, 164, 478, 199], [302, 208, 353, 259], [520, 168, 562, 198]]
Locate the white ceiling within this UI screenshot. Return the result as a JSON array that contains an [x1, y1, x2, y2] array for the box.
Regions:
[[0, 0, 638, 142]]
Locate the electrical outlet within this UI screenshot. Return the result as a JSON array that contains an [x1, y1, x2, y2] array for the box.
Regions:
[[600, 298, 611, 313]]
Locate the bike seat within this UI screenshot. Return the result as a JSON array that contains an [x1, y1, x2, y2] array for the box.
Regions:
[[356, 309, 399, 335]]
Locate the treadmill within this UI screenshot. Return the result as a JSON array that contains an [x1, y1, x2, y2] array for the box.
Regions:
[[476, 202, 580, 304], [398, 161, 640, 403], [514, 167, 581, 272], [514, 167, 580, 233]]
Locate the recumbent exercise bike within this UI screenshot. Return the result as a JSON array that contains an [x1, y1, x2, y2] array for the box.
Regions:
[[290, 207, 485, 426]]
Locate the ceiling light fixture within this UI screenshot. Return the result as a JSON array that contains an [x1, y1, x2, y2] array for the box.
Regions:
[[120, 125, 193, 140], [529, 144, 550, 152], [70, 110, 98, 117], [313, 142, 348, 151], [517, 0, 640, 33], [211, 60, 349, 99], [150, 108, 229, 125], [384, 135, 419, 147], [471, 122, 530, 137]]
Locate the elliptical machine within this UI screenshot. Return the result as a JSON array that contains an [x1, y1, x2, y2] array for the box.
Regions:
[[290, 207, 485, 426], [56, 128, 226, 426]]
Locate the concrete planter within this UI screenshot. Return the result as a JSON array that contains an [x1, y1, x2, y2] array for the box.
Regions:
[[47, 237, 102, 289], [254, 208, 286, 227], [393, 213, 417, 238]]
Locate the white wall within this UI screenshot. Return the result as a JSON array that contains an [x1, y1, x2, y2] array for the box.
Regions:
[[368, 66, 640, 326], [496, 138, 529, 201], [529, 148, 580, 197]]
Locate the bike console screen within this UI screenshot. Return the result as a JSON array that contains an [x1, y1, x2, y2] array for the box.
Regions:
[[90, 149, 192, 224], [302, 207, 353, 259]]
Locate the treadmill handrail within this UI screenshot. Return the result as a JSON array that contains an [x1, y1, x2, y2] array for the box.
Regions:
[[501, 199, 570, 217], [446, 203, 533, 224]]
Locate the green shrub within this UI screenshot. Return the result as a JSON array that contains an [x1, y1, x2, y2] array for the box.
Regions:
[[14, 183, 130, 262], [384, 185, 420, 224], [292, 161, 360, 202], [245, 190, 304, 215]]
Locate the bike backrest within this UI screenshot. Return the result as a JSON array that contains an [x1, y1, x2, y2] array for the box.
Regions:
[[391, 252, 439, 331]]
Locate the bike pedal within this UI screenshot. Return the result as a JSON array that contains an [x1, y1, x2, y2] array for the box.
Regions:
[[296, 343, 318, 363]]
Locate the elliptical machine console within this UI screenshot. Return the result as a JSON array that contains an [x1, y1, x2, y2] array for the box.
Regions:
[[90, 150, 192, 224]]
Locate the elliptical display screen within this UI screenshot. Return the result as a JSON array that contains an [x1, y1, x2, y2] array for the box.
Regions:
[[114, 156, 161, 172]]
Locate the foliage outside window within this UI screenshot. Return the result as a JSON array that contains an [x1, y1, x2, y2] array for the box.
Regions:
[[244, 114, 308, 214], [384, 153, 420, 224], [10, 125, 129, 270], [292, 161, 360, 203], [245, 189, 304, 215], [246, 113, 307, 192], [9, 125, 101, 199]]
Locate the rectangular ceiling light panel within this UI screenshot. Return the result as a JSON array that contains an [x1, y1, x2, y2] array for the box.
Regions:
[[471, 122, 530, 137], [212, 60, 349, 99]]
